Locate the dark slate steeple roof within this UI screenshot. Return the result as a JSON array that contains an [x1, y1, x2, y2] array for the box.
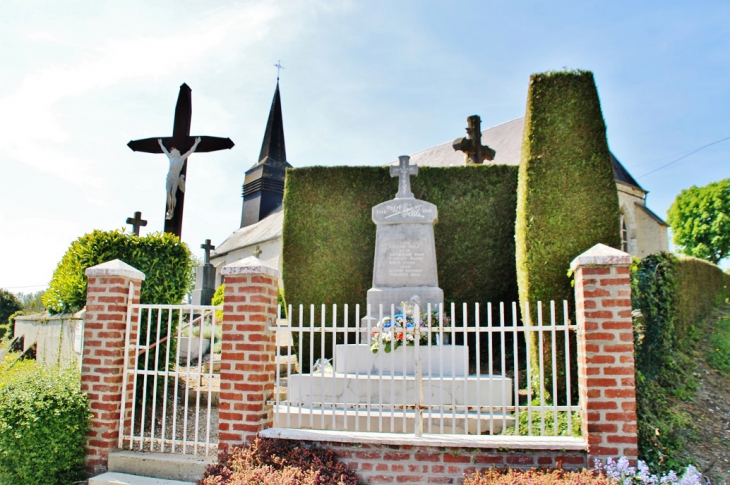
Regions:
[[240, 81, 292, 229], [610, 153, 644, 192], [257, 81, 287, 165]]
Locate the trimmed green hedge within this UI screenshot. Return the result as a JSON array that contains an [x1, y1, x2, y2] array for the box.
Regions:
[[282, 165, 519, 371], [43, 229, 195, 313], [282, 165, 519, 308], [674, 256, 730, 340], [516, 69, 620, 310], [630, 252, 729, 470], [0, 364, 90, 485], [515, 70, 620, 401]]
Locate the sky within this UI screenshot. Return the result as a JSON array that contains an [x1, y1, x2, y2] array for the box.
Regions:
[[1, 0, 729, 293]]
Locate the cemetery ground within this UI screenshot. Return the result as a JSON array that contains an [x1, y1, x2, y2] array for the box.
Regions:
[[668, 303, 730, 484]]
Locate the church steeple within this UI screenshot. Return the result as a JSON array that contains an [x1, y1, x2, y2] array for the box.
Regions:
[[240, 81, 292, 228], [257, 82, 287, 165]]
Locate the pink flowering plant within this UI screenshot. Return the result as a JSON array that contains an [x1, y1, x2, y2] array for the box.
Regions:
[[370, 298, 451, 354], [595, 457, 706, 485]]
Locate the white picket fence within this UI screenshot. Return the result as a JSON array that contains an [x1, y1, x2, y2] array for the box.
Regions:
[[271, 301, 581, 440]]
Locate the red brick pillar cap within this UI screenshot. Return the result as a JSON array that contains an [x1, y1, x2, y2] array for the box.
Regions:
[[570, 243, 631, 271], [221, 256, 281, 278], [84, 259, 146, 281]]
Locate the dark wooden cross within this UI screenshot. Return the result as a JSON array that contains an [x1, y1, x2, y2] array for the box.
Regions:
[[390, 155, 418, 199], [127, 83, 235, 237], [201, 239, 215, 265], [125, 211, 147, 236], [452, 115, 496, 165]]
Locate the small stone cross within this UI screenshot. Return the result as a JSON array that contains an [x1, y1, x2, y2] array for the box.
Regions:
[[253, 245, 263, 258], [390, 155, 418, 199], [126, 211, 147, 236], [201, 239, 215, 265], [452, 115, 496, 165]]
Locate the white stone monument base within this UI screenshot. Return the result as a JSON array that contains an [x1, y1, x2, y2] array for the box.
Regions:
[[273, 405, 514, 435], [333, 344, 468, 376], [365, 286, 444, 317], [288, 373, 512, 408]]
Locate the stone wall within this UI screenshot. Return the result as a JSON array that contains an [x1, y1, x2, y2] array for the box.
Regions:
[[13, 311, 84, 369]]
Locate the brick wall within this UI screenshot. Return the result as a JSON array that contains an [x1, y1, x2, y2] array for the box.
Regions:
[[327, 442, 586, 484], [571, 243, 638, 463], [82, 260, 145, 475], [218, 256, 280, 451]]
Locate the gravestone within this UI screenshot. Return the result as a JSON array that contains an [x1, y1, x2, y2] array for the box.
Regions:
[[192, 239, 216, 305], [365, 155, 443, 323]]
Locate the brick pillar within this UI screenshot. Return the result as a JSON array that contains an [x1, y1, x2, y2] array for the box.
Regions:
[[218, 256, 279, 451], [82, 259, 145, 475], [570, 244, 637, 464]]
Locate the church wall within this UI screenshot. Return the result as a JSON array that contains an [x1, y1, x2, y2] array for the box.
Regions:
[[617, 189, 641, 256], [212, 237, 282, 288], [634, 206, 669, 258]]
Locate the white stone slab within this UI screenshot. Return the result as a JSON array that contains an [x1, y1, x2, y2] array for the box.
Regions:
[[288, 372, 512, 408], [333, 344, 467, 376], [273, 406, 514, 435], [372, 223, 439, 288], [261, 427, 588, 450]]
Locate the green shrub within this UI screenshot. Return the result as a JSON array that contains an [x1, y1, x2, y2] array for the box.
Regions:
[[198, 437, 358, 485], [43, 229, 195, 314], [706, 314, 730, 376], [0, 364, 90, 485], [515, 70, 620, 400], [0, 290, 22, 338]]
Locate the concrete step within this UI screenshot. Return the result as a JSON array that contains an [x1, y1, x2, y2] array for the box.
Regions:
[[88, 472, 194, 485], [108, 450, 214, 482]]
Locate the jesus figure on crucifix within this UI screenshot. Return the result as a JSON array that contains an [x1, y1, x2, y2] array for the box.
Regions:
[[159, 137, 201, 219]]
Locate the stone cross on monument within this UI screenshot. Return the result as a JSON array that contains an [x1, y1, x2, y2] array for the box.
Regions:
[[390, 155, 418, 199], [125, 211, 147, 236], [201, 239, 215, 265], [127, 84, 235, 237], [452, 115, 496, 165]]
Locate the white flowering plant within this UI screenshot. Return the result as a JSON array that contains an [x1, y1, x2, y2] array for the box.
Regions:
[[369, 298, 451, 354], [595, 457, 706, 485]]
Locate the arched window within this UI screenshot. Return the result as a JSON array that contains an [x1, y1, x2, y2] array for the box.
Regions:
[[621, 216, 629, 252]]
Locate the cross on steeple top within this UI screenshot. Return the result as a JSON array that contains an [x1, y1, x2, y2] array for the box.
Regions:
[[390, 155, 418, 199], [126, 211, 147, 236], [274, 60, 284, 81], [201, 239, 215, 265]]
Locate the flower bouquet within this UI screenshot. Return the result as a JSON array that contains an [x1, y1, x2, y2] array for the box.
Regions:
[[369, 297, 451, 354]]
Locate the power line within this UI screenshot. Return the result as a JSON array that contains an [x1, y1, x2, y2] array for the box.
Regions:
[[638, 135, 730, 178], [1, 284, 48, 290]]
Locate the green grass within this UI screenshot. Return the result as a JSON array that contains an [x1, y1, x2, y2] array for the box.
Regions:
[[706, 314, 730, 376]]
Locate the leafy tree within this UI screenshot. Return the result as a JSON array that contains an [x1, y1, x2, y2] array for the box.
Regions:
[[16, 290, 46, 313], [667, 178, 730, 265], [0, 289, 22, 326]]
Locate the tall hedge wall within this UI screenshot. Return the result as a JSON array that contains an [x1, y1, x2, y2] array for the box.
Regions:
[[282, 165, 519, 309], [515, 69, 621, 309], [674, 256, 730, 340]]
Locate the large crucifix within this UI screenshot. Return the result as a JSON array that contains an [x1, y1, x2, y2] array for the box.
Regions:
[[390, 155, 418, 199], [452, 115, 496, 165], [127, 83, 235, 237]]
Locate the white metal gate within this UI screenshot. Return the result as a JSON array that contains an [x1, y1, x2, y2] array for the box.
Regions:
[[119, 304, 220, 456]]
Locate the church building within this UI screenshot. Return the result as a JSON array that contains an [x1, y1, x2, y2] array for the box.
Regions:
[[209, 86, 668, 285]]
